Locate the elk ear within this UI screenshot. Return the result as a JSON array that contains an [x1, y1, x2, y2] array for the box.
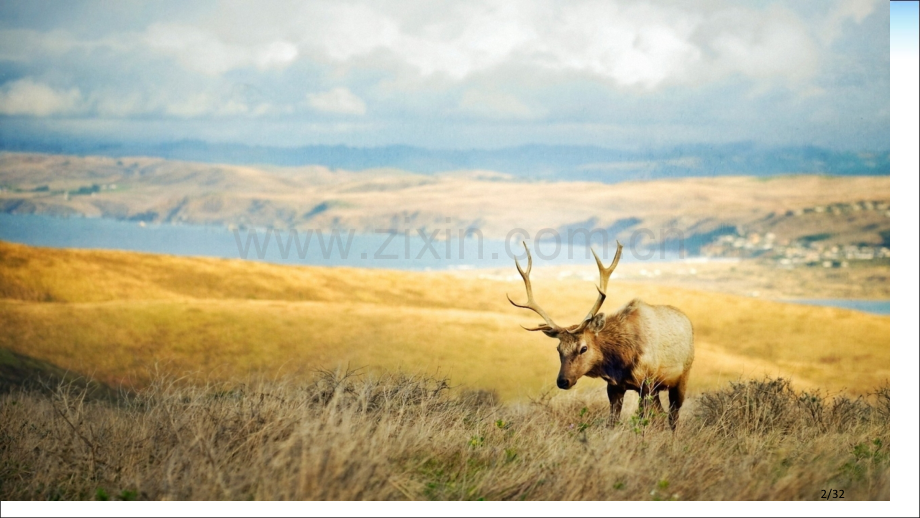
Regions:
[[542, 328, 560, 338], [587, 313, 606, 334], [523, 324, 560, 338]]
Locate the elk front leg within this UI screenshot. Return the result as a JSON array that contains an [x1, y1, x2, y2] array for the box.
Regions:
[[606, 383, 626, 426], [638, 381, 664, 420]]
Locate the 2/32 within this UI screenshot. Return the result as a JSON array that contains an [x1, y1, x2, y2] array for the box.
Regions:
[[821, 489, 844, 499]]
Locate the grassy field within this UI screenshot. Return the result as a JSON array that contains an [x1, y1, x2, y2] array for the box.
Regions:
[[0, 240, 889, 400], [0, 372, 890, 501], [462, 257, 890, 301], [0, 240, 892, 501]]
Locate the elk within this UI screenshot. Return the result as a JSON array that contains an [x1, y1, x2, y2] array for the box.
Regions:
[[508, 241, 694, 429]]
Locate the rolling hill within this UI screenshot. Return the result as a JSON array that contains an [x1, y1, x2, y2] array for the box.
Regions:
[[0, 241, 889, 400], [0, 152, 891, 252]]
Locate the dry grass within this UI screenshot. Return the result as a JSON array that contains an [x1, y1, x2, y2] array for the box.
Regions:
[[0, 241, 890, 399], [462, 258, 891, 300], [0, 372, 889, 501]]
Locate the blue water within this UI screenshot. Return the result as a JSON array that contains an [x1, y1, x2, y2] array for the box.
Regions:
[[786, 299, 890, 316], [0, 213, 624, 270]]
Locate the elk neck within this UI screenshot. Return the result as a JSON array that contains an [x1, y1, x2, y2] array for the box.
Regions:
[[589, 299, 644, 384]]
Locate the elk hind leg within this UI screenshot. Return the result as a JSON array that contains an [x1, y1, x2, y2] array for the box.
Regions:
[[651, 391, 665, 414], [667, 376, 688, 430]]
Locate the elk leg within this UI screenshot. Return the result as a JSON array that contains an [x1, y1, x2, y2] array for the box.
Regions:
[[637, 382, 653, 419], [651, 391, 665, 414], [668, 377, 687, 431], [638, 379, 665, 419], [606, 384, 626, 425]]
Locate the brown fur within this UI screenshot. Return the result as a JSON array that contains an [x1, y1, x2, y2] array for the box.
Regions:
[[593, 301, 644, 374]]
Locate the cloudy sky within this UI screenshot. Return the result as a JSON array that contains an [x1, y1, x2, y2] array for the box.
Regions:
[[0, 0, 890, 151]]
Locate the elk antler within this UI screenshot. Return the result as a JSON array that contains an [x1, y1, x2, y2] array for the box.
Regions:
[[507, 242, 561, 333], [571, 240, 623, 334]]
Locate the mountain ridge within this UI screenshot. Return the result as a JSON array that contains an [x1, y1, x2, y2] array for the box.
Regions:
[[0, 137, 889, 183]]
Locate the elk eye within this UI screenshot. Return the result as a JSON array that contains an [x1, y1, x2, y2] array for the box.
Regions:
[[580, 346, 588, 354]]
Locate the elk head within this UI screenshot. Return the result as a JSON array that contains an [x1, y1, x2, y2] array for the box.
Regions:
[[507, 241, 623, 389]]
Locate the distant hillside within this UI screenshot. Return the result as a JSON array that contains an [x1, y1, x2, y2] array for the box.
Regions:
[[0, 153, 890, 253], [0, 138, 889, 181]]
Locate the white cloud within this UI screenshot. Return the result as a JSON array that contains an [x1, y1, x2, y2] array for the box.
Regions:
[[0, 1, 887, 150], [256, 41, 299, 69], [306, 88, 366, 115], [0, 28, 122, 61], [144, 24, 243, 75], [287, 1, 825, 90], [820, 0, 881, 44], [527, 3, 702, 89], [78, 85, 283, 119], [162, 92, 283, 118], [144, 24, 298, 75], [0, 78, 81, 116], [92, 92, 151, 117], [307, 3, 401, 63], [0, 2, 864, 92], [834, 0, 878, 23], [127, 1, 808, 89], [373, 3, 536, 80], [707, 6, 819, 84], [162, 92, 216, 118], [458, 89, 536, 119]]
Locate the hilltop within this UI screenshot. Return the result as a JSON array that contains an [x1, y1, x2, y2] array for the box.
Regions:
[[0, 241, 889, 399], [0, 140, 889, 178]]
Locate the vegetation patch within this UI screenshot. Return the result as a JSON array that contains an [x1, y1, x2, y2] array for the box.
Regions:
[[0, 371, 889, 501]]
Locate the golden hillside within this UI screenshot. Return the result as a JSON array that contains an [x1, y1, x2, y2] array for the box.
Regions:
[[0, 241, 889, 399]]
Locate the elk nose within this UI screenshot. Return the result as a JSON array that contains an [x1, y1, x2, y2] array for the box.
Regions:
[[557, 378, 570, 389]]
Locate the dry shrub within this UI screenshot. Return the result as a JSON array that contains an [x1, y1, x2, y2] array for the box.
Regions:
[[0, 374, 890, 501], [695, 378, 888, 436], [872, 385, 889, 419], [305, 367, 451, 412], [458, 389, 500, 409]]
